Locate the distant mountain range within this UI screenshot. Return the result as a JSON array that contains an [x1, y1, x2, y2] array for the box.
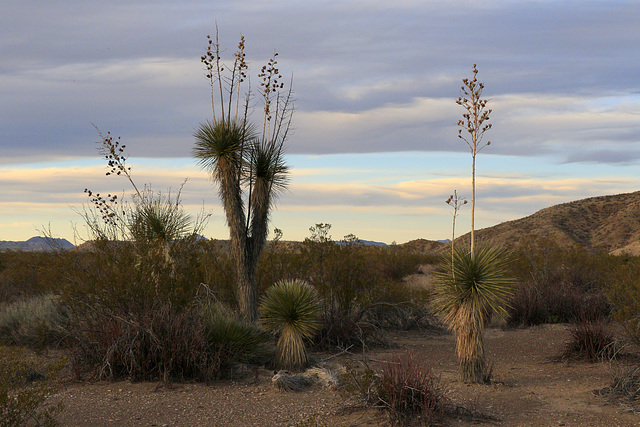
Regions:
[[0, 236, 74, 252], [4, 192, 640, 254]]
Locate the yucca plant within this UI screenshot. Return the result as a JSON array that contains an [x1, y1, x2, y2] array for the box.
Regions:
[[200, 302, 272, 367], [433, 246, 514, 383], [194, 33, 293, 323], [259, 279, 321, 371]]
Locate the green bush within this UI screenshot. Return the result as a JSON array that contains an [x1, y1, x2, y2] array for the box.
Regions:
[[604, 256, 640, 345], [0, 294, 69, 348], [0, 346, 64, 426], [508, 238, 612, 326]]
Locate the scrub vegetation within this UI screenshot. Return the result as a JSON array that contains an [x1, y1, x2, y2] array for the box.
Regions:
[[2, 40, 640, 425]]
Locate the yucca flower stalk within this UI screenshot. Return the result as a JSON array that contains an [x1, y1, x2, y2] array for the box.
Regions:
[[456, 64, 492, 257], [445, 190, 467, 277], [194, 32, 294, 323], [433, 246, 514, 383], [259, 279, 321, 371]]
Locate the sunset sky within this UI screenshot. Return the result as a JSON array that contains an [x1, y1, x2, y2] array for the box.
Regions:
[[2, 0, 640, 244]]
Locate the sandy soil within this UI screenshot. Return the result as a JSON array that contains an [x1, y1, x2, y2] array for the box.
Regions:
[[47, 324, 640, 426]]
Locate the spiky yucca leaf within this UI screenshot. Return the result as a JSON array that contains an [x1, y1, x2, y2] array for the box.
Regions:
[[433, 245, 514, 327], [200, 303, 271, 364], [259, 280, 322, 371], [193, 120, 256, 174], [433, 245, 514, 383], [129, 198, 192, 243]]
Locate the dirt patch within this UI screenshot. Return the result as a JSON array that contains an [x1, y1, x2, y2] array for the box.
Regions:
[[50, 324, 640, 426]]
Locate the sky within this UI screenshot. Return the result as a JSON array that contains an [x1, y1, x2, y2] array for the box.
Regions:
[[2, 0, 640, 244]]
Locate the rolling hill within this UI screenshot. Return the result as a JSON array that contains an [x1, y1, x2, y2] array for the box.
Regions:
[[449, 191, 640, 254]]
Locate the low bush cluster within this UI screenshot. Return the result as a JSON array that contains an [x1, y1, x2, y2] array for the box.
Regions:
[[559, 321, 618, 362], [0, 294, 69, 348], [0, 346, 65, 426], [507, 238, 613, 326], [341, 353, 448, 426], [68, 302, 270, 382]]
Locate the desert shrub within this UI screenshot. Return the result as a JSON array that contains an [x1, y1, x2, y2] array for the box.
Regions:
[[61, 237, 232, 315], [341, 354, 448, 426], [68, 302, 268, 382], [598, 365, 640, 411], [375, 245, 432, 281], [0, 251, 74, 303], [507, 238, 612, 326], [559, 321, 618, 362], [604, 256, 640, 346], [257, 226, 439, 352], [0, 294, 69, 348], [0, 346, 65, 426], [361, 281, 433, 332], [259, 280, 321, 371]]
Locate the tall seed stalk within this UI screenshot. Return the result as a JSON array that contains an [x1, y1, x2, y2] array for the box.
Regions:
[[456, 64, 492, 257], [446, 190, 467, 277]]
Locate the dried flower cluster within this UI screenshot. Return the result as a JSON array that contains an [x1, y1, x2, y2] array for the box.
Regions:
[[258, 52, 284, 123], [99, 132, 130, 177], [83, 188, 120, 226], [456, 64, 492, 153]]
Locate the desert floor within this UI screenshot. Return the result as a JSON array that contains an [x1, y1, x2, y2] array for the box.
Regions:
[[48, 323, 640, 426]]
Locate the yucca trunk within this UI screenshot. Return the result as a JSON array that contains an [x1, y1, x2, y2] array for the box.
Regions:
[[453, 303, 486, 383], [236, 250, 258, 323], [216, 156, 257, 323]]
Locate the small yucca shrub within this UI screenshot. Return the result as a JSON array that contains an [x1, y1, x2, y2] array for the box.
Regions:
[[200, 302, 272, 368], [433, 246, 514, 383], [259, 279, 321, 371]]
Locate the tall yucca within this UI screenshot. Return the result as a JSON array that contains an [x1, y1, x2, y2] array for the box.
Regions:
[[193, 33, 293, 323], [432, 246, 514, 383], [259, 279, 321, 371]]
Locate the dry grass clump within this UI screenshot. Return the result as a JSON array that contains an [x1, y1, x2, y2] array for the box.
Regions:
[[272, 367, 339, 391], [558, 321, 618, 363], [598, 365, 640, 412], [341, 353, 449, 426]]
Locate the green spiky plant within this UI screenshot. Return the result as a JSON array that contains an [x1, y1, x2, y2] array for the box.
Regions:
[[433, 246, 514, 383], [194, 32, 293, 323], [200, 302, 272, 367], [259, 279, 321, 371]]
